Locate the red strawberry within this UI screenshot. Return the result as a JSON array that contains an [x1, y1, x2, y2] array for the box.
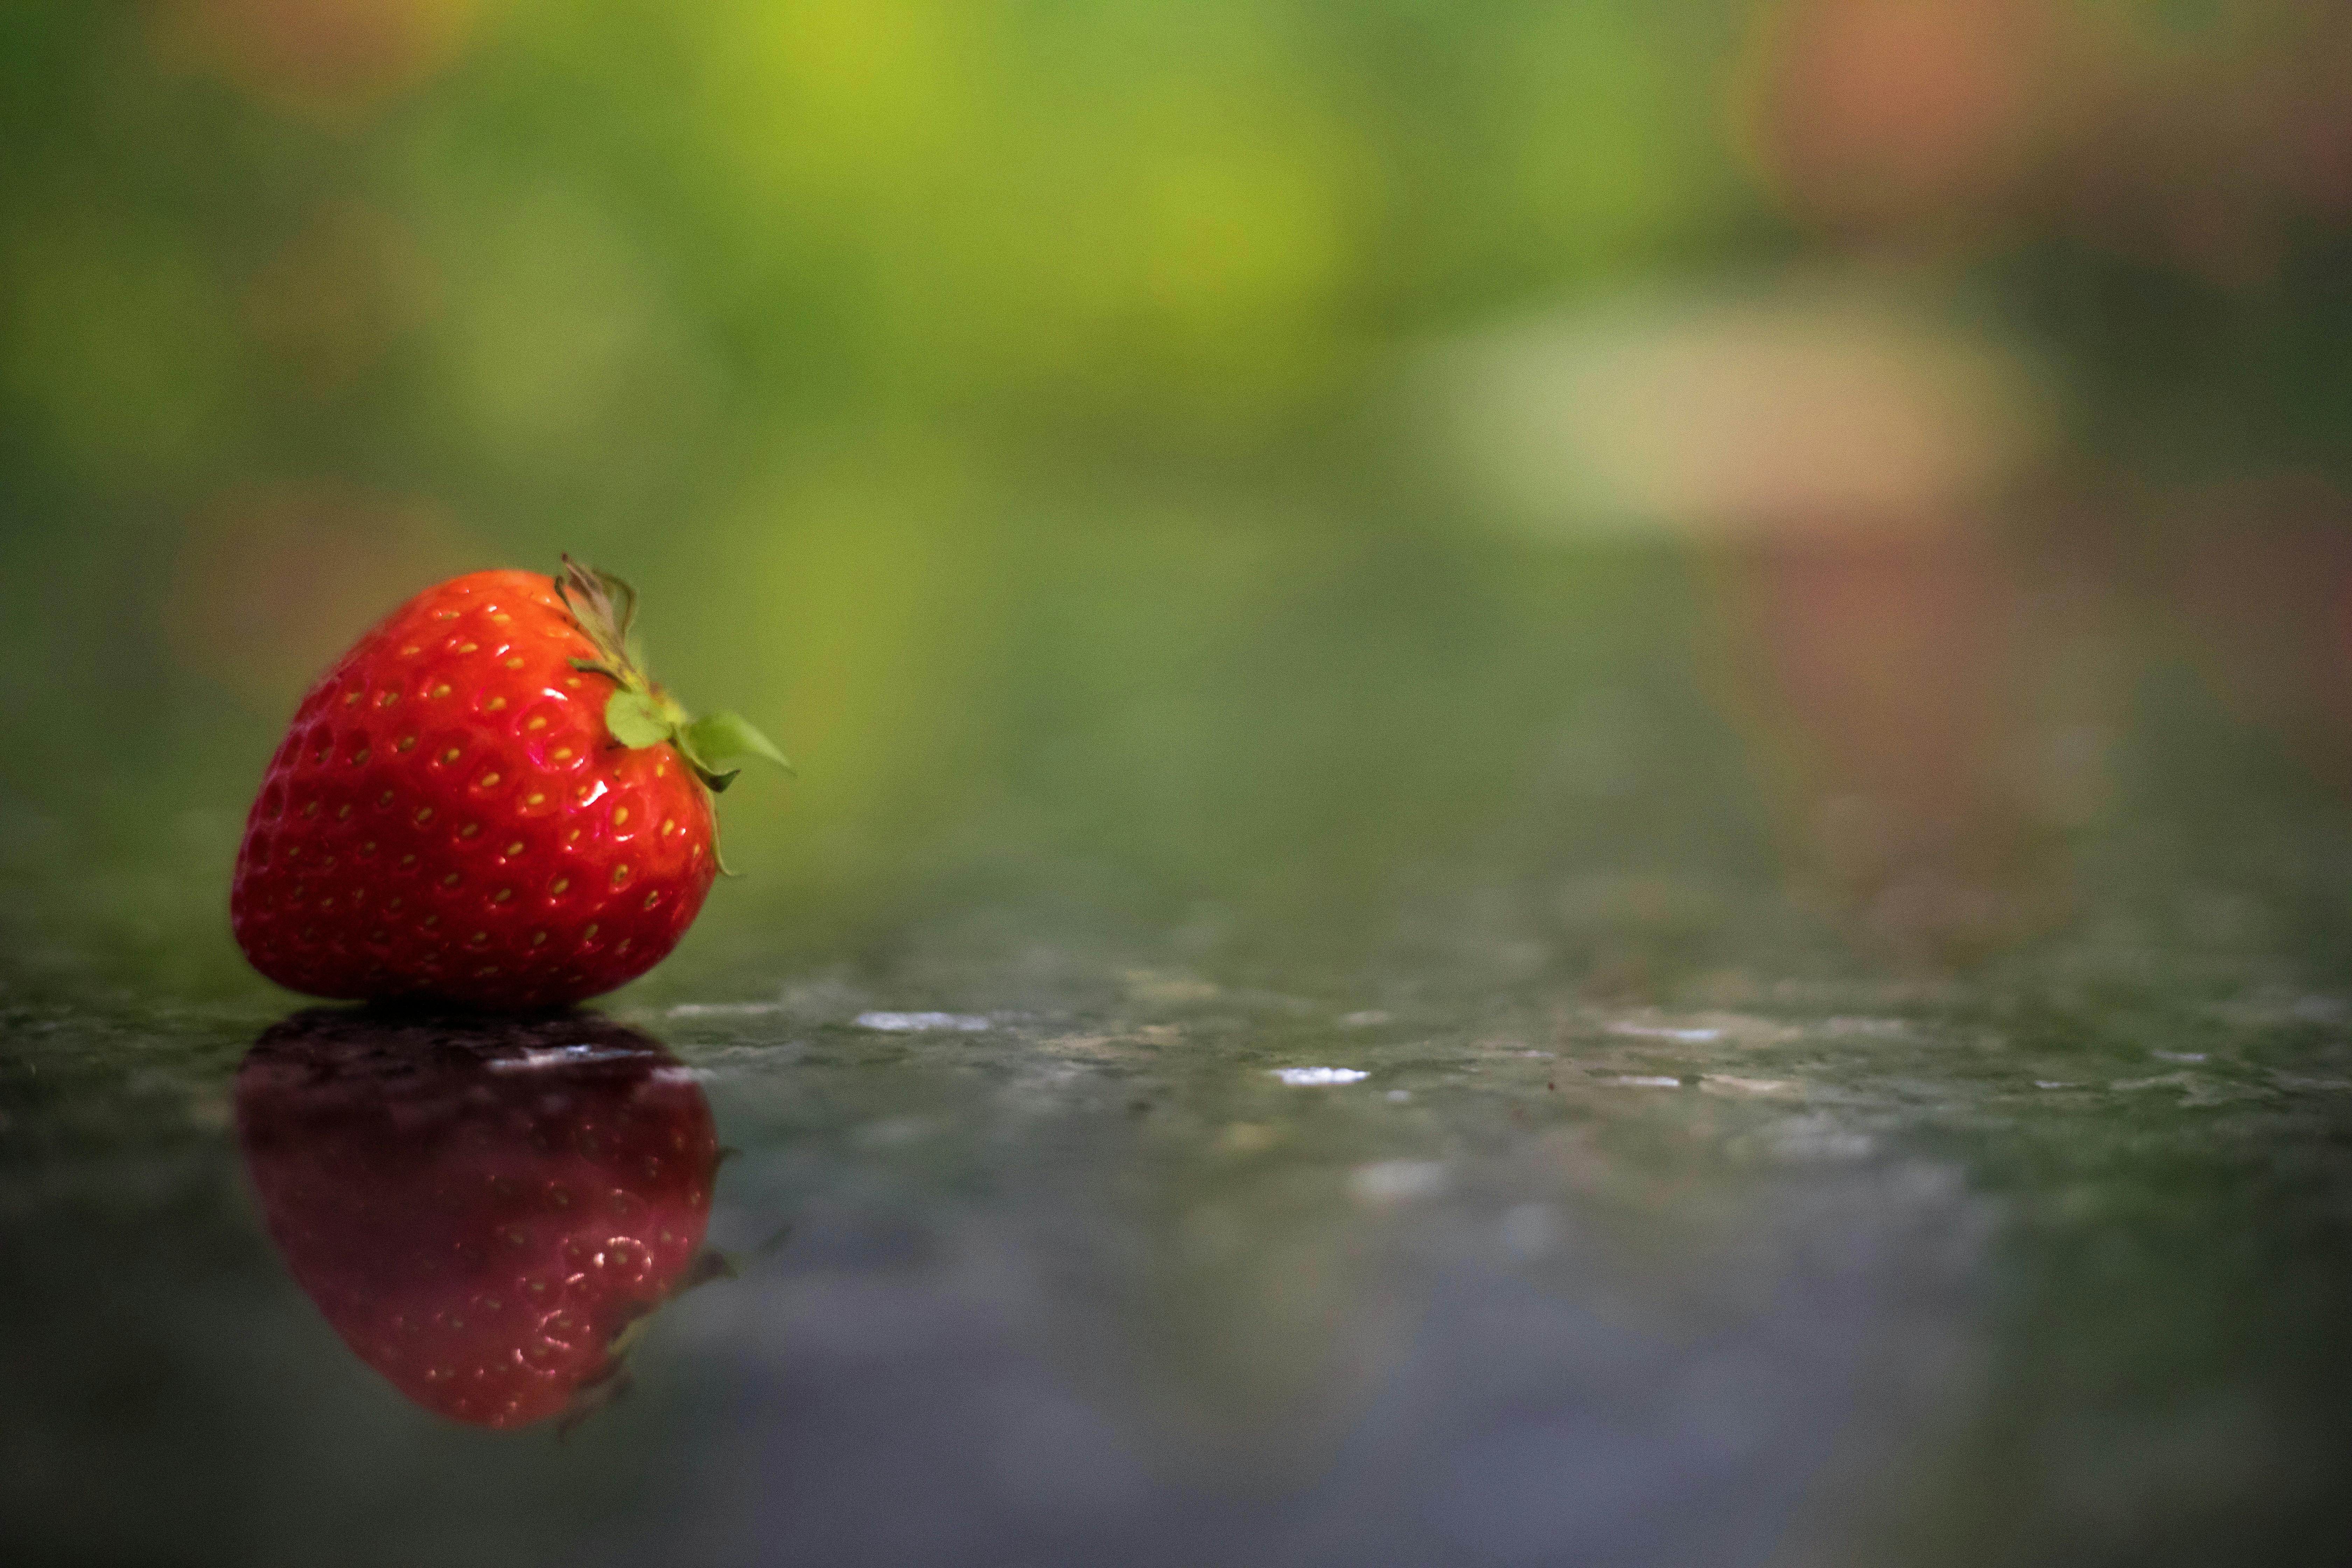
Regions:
[[230, 558, 788, 1009], [235, 1009, 726, 1430]]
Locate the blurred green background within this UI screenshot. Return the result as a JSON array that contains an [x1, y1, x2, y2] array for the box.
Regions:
[[11, 0, 2352, 1001]]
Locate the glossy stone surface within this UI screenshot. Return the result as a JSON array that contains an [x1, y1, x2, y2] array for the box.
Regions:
[[6, 902, 2352, 1566]]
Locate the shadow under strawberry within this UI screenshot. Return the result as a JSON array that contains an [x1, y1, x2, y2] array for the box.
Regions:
[[235, 1008, 729, 1431]]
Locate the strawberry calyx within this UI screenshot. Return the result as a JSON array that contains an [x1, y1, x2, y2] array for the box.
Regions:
[[552, 1232, 785, 1438], [554, 554, 794, 800], [552, 1244, 740, 1439]]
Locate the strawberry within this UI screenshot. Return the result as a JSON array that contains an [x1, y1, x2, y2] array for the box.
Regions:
[[235, 1009, 726, 1430], [230, 558, 788, 1009]]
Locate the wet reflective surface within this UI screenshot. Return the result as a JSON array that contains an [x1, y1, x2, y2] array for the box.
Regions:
[[8, 820, 2352, 1565]]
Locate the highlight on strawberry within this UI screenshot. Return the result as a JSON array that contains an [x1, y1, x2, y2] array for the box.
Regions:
[[230, 559, 790, 1010], [235, 1010, 730, 1431]]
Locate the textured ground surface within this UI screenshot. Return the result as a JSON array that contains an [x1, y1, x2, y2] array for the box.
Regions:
[[7, 909, 2352, 1568]]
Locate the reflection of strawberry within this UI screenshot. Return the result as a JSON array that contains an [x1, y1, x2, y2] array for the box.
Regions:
[[235, 1009, 723, 1429]]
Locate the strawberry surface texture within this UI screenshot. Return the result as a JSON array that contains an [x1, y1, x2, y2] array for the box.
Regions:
[[231, 561, 785, 1009], [236, 1010, 722, 1429]]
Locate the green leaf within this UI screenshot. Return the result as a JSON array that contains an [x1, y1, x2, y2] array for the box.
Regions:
[[605, 690, 671, 749], [683, 711, 794, 775]]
